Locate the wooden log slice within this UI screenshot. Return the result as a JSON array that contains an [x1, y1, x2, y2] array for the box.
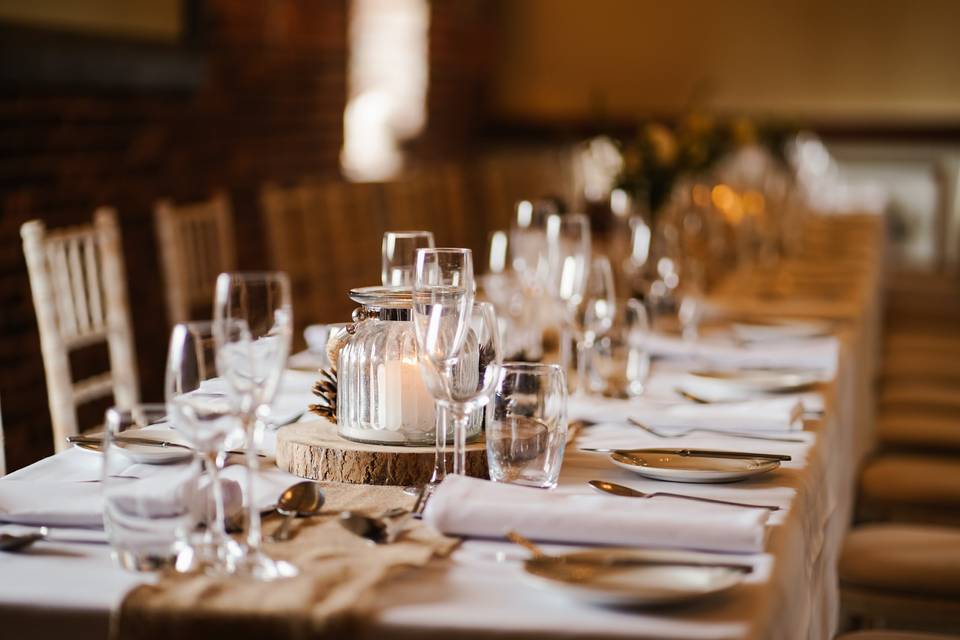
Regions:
[[276, 419, 488, 485]]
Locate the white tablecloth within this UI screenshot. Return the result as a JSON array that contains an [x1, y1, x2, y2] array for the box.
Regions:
[[0, 215, 883, 640]]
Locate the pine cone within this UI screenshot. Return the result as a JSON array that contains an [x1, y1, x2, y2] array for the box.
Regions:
[[309, 367, 338, 423]]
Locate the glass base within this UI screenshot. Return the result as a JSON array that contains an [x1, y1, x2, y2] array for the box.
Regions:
[[226, 547, 298, 581], [113, 548, 187, 573], [192, 534, 246, 577]]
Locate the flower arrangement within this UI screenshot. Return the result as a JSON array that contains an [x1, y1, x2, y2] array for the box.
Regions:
[[615, 114, 794, 218]]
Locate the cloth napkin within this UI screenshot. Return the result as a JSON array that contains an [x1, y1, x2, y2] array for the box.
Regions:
[[0, 473, 242, 529], [197, 369, 314, 427], [646, 332, 839, 373], [422, 475, 770, 553], [569, 395, 803, 432]]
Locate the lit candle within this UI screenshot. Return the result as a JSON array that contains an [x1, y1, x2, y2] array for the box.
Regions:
[[377, 355, 436, 439]]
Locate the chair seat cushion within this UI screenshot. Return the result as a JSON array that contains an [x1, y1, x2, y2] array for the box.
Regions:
[[877, 412, 960, 450], [861, 455, 960, 506], [840, 524, 960, 598], [881, 383, 960, 410], [882, 353, 960, 381]]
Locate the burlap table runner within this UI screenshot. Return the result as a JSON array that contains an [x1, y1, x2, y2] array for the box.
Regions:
[[113, 483, 459, 640]]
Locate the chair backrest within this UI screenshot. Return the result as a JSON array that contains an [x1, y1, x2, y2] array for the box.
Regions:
[[20, 209, 139, 450], [261, 180, 384, 326], [154, 191, 236, 325], [479, 146, 581, 229]]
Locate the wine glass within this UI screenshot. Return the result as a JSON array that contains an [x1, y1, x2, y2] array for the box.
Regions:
[[165, 321, 243, 572], [545, 213, 591, 387], [587, 298, 651, 397], [412, 248, 478, 477], [510, 200, 554, 289], [446, 301, 502, 473], [382, 230, 435, 287], [575, 256, 616, 396], [213, 271, 295, 580], [678, 257, 707, 342], [481, 230, 541, 362]]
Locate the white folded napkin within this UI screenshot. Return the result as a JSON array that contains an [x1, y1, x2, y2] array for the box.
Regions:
[[196, 369, 313, 427], [631, 397, 804, 432], [732, 320, 832, 344], [646, 332, 838, 373], [569, 395, 803, 432], [0, 474, 242, 529], [423, 475, 770, 554], [304, 324, 332, 354]]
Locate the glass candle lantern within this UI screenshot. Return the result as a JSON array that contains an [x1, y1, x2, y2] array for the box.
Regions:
[[337, 286, 481, 446]]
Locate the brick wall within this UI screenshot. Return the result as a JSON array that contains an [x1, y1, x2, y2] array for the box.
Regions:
[[0, 0, 497, 471]]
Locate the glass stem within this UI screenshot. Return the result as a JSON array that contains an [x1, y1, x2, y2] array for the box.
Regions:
[[560, 325, 573, 386], [451, 406, 470, 475], [429, 403, 449, 485], [204, 450, 228, 553], [575, 338, 589, 398], [243, 412, 262, 551]]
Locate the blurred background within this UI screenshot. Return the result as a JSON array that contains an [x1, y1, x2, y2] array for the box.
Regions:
[[2, 0, 959, 470]]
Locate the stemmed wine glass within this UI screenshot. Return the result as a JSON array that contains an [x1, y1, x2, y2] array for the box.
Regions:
[[382, 230, 435, 287], [165, 321, 242, 572], [447, 301, 503, 473], [545, 213, 591, 390], [213, 271, 295, 580], [413, 249, 500, 477]]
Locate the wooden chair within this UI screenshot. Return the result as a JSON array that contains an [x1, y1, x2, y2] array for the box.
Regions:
[[382, 165, 476, 249], [20, 209, 139, 451], [261, 180, 384, 328], [154, 191, 236, 325]]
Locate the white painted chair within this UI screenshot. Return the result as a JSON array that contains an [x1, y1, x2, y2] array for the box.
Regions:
[[154, 191, 236, 325], [20, 209, 140, 451]]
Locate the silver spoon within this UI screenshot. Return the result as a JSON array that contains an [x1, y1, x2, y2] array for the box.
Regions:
[[589, 479, 780, 510], [339, 507, 410, 544], [270, 481, 325, 542], [628, 418, 806, 443], [0, 527, 48, 552]]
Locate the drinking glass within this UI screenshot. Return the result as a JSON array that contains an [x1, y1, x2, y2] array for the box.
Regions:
[[382, 230, 435, 287], [213, 271, 295, 580], [545, 213, 591, 388], [102, 405, 198, 572], [165, 321, 242, 571], [573, 256, 616, 396], [412, 248, 478, 476], [587, 298, 650, 398], [486, 363, 568, 488]]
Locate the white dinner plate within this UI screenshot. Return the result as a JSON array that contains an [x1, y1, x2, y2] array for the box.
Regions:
[[610, 450, 780, 483], [685, 368, 822, 394], [732, 319, 832, 343], [73, 429, 194, 465], [522, 548, 746, 607]]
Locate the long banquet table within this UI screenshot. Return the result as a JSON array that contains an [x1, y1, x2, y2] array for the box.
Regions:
[[0, 214, 883, 640]]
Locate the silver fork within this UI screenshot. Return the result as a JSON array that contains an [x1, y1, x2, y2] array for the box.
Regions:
[[628, 418, 806, 443]]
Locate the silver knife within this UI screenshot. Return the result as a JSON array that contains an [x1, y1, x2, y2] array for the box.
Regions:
[[580, 447, 791, 462], [67, 435, 259, 457]]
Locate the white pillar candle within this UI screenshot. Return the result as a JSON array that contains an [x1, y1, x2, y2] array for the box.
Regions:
[[378, 356, 436, 437]]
